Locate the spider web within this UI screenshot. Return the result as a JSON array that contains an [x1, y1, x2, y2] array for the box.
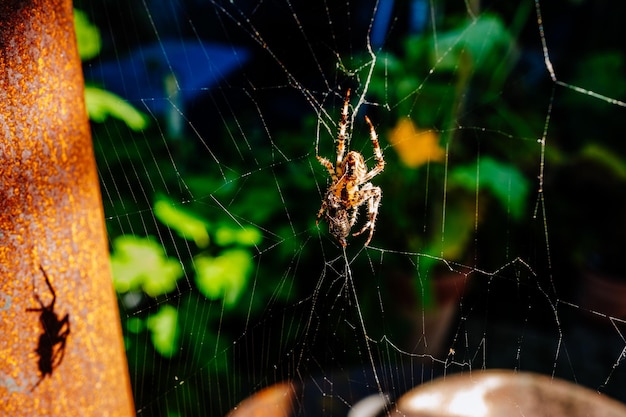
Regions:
[[74, 0, 626, 415]]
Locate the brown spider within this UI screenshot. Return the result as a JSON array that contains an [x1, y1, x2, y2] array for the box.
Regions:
[[26, 265, 70, 390], [316, 89, 385, 247]]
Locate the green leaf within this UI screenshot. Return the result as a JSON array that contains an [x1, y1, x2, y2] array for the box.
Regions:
[[178, 295, 230, 372], [570, 52, 626, 105], [146, 305, 179, 358], [581, 144, 626, 181], [74, 9, 101, 61], [436, 203, 475, 260], [110, 235, 183, 296], [194, 249, 253, 307], [450, 157, 530, 219], [435, 14, 512, 73], [126, 317, 145, 334], [214, 224, 263, 247], [154, 197, 210, 248], [84, 86, 149, 131]]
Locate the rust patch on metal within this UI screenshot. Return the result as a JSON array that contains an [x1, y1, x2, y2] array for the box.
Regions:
[[0, 0, 135, 415]]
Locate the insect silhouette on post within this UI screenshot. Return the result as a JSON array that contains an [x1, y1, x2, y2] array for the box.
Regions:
[[26, 265, 70, 390]]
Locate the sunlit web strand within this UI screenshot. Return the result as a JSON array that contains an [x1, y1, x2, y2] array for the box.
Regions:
[[555, 81, 626, 107], [534, 0, 626, 107]]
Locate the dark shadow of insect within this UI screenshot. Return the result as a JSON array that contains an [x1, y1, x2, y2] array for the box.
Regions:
[[26, 265, 70, 390]]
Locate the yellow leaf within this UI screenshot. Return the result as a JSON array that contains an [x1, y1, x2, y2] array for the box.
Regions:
[[389, 117, 444, 168]]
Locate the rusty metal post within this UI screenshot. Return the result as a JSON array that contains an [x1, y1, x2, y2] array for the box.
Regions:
[[0, 0, 135, 415]]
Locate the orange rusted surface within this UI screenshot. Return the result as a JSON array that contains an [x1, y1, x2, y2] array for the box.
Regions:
[[0, 0, 135, 415]]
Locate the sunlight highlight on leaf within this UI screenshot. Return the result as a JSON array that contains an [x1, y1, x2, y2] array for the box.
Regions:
[[154, 197, 210, 248], [389, 117, 444, 168], [110, 235, 183, 296], [435, 14, 513, 71], [581, 144, 626, 181], [84, 86, 149, 131], [146, 305, 180, 358], [214, 224, 263, 247], [450, 157, 530, 219], [194, 249, 253, 308], [74, 9, 102, 61], [126, 317, 145, 334]]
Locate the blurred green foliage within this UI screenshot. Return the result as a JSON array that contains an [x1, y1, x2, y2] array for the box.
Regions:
[[76, 2, 626, 414], [75, 8, 149, 131], [450, 157, 530, 220], [84, 86, 149, 131], [435, 15, 513, 74], [154, 196, 210, 248], [110, 235, 184, 296], [146, 305, 180, 358], [74, 8, 101, 61], [194, 249, 253, 307], [77, 6, 536, 381], [75, 10, 274, 410], [364, 12, 535, 306]]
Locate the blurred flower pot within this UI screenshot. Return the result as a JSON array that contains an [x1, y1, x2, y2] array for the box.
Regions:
[[389, 268, 468, 357], [579, 270, 626, 322], [392, 369, 626, 417]]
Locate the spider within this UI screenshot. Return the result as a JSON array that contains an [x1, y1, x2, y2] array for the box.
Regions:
[[26, 265, 70, 390], [316, 89, 385, 247]]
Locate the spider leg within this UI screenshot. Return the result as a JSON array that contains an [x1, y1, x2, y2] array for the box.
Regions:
[[352, 183, 382, 246], [336, 89, 350, 167], [317, 90, 351, 180], [359, 116, 385, 184], [317, 155, 338, 182], [317, 187, 341, 224], [316, 199, 328, 224]]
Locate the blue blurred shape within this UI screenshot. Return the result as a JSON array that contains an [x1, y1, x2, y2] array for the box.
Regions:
[[370, 0, 394, 49], [370, 0, 429, 48], [85, 40, 249, 114], [409, 0, 429, 34]]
